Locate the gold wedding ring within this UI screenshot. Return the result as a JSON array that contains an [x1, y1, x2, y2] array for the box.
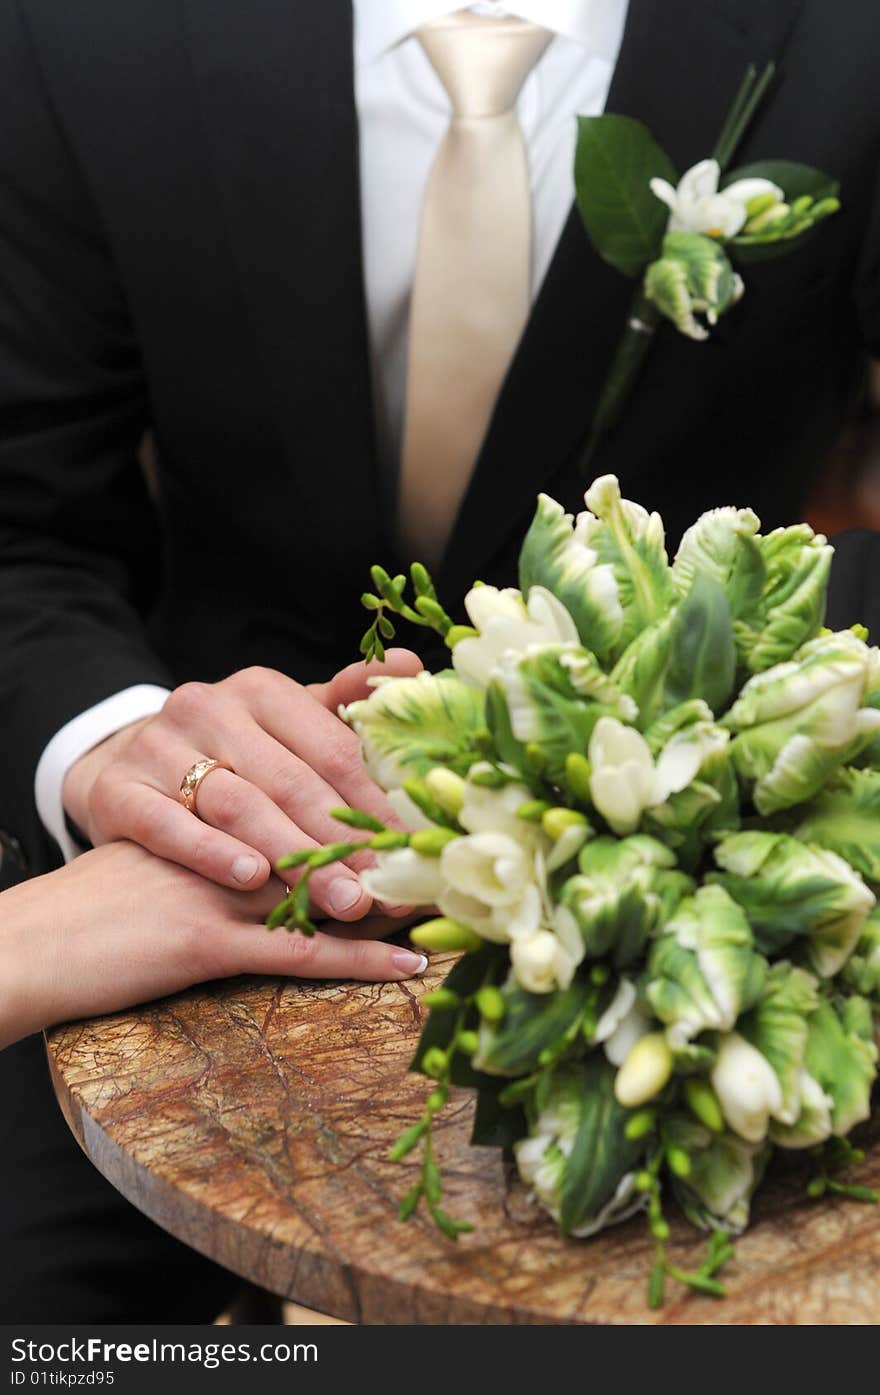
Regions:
[[178, 758, 233, 817]]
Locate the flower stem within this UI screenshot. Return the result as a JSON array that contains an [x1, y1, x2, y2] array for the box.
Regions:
[[577, 291, 660, 480], [713, 61, 776, 173]]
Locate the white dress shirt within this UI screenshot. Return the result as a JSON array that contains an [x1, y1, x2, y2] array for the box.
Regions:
[[35, 0, 629, 861]]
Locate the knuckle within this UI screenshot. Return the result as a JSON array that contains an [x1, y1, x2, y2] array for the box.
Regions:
[[267, 763, 310, 815], [320, 738, 358, 787], [285, 933, 322, 975], [88, 769, 119, 832], [164, 680, 215, 726], [232, 665, 278, 699], [127, 799, 162, 848], [346, 938, 375, 978], [208, 782, 247, 831]]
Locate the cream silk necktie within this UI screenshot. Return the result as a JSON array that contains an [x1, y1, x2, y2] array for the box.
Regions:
[[398, 12, 553, 569]]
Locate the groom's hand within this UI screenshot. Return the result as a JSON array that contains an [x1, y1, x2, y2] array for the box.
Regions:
[[62, 650, 423, 921]]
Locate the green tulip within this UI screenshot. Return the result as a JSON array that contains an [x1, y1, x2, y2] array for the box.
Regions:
[[645, 885, 766, 1046], [801, 997, 878, 1137], [344, 670, 486, 791], [644, 231, 743, 341], [556, 834, 692, 968], [723, 630, 880, 814], [712, 830, 874, 977]]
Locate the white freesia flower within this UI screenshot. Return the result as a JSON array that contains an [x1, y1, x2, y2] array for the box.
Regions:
[[385, 786, 436, 832], [437, 883, 543, 946], [458, 774, 547, 848], [511, 929, 579, 993], [359, 847, 446, 907], [588, 716, 709, 835], [594, 977, 637, 1044], [600, 990, 654, 1067], [711, 1032, 784, 1143], [452, 584, 579, 687], [441, 832, 533, 907], [650, 158, 783, 239]]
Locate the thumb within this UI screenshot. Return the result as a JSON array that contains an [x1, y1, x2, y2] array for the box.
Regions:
[[307, 648, 423, 712]]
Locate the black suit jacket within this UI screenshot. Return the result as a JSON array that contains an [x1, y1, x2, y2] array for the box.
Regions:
[[1, 0, 879, 878]]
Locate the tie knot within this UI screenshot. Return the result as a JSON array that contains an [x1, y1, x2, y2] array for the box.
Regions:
[[417, 13, 552, 119]]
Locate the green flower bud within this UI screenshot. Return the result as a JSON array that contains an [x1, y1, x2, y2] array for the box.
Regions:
[[445, 624, 479, 648], [424, 767, 466, 817], [745, 190, 780, 220], [516, 799, 552, 822], [624, 1108, 657, 1141], [475, 986, 506, 1024], [410, 826, 460, 856], [410, 918, 483, 953], [421, 1047, 449, 1080], [565, 752, 593, 805], [457, 1031, 480, 1056], [542, 807, 590, 841], [421, 988, 460, 1011], [684, 1078, 725, 1134], [369, 830, 411, 850], [667, 1145, 692, 1179]]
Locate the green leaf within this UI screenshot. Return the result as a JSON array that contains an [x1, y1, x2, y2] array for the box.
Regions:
[[409, 945, 506, 1085], [574, 115, 678, 277], [559, 1056, 643, 1234], [474, 978, 591, 1078], [470, 1086, 528, 1150], [663, 574, 737, 715]]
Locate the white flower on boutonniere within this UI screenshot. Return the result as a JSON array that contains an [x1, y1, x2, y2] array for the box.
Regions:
[[452, 584, 579, 688], [649, 158, 783, 239], [572, 63, 841, 469]]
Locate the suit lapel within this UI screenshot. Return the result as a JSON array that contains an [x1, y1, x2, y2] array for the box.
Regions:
[[439, 0, 804, 602], [182, 0, 387, 577]]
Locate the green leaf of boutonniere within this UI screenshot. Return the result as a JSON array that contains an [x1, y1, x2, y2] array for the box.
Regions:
[[574, 115, 678, 277]]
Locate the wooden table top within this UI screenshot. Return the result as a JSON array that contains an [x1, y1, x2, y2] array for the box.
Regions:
[[46, 954, 880, 1325]]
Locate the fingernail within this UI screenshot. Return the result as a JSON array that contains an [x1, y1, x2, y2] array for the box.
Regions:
[[232, 854, 260, 885], [328, 877, 363, 914], [391, 949, 428, 977]]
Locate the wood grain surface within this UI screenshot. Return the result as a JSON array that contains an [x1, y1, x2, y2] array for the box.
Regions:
[[46, 955, 880, 1325]]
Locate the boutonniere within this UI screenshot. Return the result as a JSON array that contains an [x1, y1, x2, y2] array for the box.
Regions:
[[575, 64, 841, 472]]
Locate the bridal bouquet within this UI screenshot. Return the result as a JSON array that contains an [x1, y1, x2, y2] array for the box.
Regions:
[[270, 477, 879, 1307]]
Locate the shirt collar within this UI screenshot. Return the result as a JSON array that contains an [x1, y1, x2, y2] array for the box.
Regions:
[[353, 0, 628, 67]]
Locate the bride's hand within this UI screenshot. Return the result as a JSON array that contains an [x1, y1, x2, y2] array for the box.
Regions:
[[0, 842, 428, 1050]]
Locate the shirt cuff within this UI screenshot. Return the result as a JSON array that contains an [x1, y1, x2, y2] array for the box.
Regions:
[[34, 685, 171, 863]]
